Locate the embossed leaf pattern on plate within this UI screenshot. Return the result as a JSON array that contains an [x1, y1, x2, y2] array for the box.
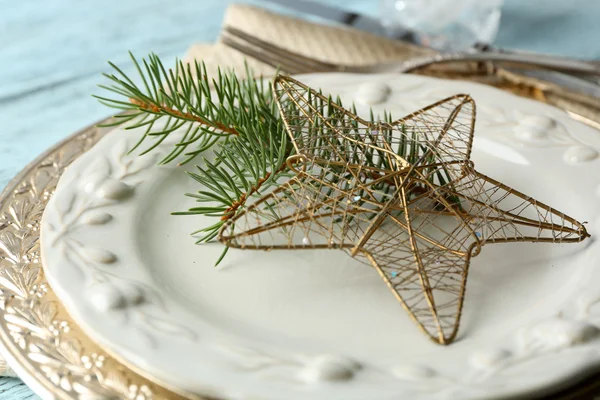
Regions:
[[0, 126, 189, 400], [44, 136, 197, 344]]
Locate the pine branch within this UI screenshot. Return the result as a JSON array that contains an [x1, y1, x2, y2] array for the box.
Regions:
[[128, 98, 241, 137], [221, 162, 289, 221], [94, 52, 271, 164]]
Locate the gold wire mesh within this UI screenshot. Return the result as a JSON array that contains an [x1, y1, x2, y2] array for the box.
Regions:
[[218, 75, 590, 345]]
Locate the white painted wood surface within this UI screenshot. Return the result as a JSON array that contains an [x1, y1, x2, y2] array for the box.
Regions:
[[0, 0, 597, 398]]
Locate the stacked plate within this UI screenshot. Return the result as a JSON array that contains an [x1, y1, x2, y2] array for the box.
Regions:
[[1, 72, 600, 399]]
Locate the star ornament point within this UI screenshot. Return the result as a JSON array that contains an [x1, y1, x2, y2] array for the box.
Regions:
[[218, 75, 590, 345]]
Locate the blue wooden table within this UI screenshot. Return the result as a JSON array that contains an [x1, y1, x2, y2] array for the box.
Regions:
[[0, 0, 598, 398]]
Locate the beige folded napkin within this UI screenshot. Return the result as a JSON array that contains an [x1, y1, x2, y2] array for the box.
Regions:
[[184, 3, 435, 77]]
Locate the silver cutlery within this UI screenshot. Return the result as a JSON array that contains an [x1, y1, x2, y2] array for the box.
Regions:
[[221, 26, 600, 91], [255, 0, 598, 72]]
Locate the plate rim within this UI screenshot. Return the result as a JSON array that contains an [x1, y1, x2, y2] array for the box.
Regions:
[[0, 117, 195, 400]]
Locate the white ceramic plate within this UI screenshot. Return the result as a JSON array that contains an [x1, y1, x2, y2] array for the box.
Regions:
[[41, 73, 600, 400]]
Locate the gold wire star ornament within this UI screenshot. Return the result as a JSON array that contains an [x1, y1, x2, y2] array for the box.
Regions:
[[218, 75, 590, 345]]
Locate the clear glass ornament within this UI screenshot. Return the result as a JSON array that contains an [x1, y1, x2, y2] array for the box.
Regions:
[[380, 0, 504, 50]]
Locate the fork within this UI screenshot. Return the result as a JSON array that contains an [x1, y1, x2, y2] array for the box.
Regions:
[[221, 26, 600, 77]]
